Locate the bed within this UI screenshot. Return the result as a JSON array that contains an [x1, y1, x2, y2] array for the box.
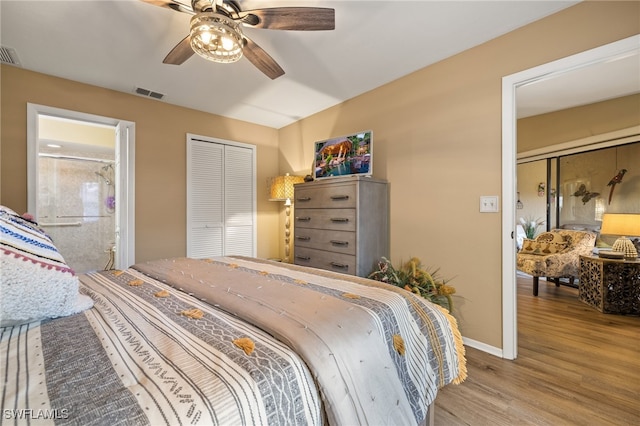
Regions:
[[1, 206, 466, 425]]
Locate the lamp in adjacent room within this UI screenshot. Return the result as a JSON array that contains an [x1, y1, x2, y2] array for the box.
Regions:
[[268, 173, 305, 262], [600, 213, 640, 259]]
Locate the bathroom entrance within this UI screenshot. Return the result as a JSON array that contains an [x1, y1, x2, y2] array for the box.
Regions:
[[27, 104, 135, 273]]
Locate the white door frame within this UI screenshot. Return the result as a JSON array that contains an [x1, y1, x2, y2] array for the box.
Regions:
[[501, 35, 640, 360], [27, 103, 136, 269]]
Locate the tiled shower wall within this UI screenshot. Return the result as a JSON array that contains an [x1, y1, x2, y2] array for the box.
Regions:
[[38, 156, 115, 274]]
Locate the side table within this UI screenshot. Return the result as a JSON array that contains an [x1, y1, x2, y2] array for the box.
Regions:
[[578, 255, 640, 315]]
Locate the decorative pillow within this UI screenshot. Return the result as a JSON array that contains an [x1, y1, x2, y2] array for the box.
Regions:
[[534, 232, 565, 244], [520, 237, 567, 255], [0, 205, 93, 326]]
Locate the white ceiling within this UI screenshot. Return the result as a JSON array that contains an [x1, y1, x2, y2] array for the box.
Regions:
[[516, 50, 640, 118], [2, 0, 637, 129]]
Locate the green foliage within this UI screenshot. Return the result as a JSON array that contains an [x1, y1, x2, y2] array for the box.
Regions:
[[368, 257, 456, 312], [519, 216, 545, 239]]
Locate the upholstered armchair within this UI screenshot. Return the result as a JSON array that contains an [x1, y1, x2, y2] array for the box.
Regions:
[[516, 229, 597, 296]]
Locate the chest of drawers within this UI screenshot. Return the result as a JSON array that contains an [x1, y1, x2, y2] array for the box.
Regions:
[[293, 176, 389, 277]]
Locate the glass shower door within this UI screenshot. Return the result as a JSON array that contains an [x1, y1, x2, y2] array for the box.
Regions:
[[38, 152, 116, 274]]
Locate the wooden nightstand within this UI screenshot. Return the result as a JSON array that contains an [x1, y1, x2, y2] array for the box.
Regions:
[[579, 255, 640, 315]]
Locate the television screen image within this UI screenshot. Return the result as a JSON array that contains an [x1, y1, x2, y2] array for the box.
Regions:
[[314, 130, 372, 179]]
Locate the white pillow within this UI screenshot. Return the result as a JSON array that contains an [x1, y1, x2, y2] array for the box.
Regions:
[[0, 205, 93, 326]]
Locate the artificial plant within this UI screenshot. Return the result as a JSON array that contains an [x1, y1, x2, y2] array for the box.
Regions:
[[368, 257, 456, 312]]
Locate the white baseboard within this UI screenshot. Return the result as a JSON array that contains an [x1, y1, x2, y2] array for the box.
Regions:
[[462, 336, 504, 358]]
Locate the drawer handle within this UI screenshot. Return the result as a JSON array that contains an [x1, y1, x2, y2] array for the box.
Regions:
[[330, 195, 350, 201], [296, 236, 311, 241], [330, 218, 350, 223], [330, 240, 349, 246], [296, 196, 311, 202], [296, 217, 311, 222], [295, 255, 311, 261], [330, 262, 349, 269]]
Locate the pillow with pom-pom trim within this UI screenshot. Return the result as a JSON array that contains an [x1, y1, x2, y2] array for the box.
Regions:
[[0, 205, 93, 326]]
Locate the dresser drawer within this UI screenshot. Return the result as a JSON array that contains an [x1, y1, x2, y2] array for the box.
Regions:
[[294, 208, 356, 231], [293, 247, 356, 275], [294, 183, 357, 209], [294, 228, 356, 255]]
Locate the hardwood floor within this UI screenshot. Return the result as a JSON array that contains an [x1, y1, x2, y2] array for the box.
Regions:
[[434, 275, 640, 425]]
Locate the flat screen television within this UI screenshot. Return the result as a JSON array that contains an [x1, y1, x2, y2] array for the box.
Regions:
[[313, 130, 372, 180]]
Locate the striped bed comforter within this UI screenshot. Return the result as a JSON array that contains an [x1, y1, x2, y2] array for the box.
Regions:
[[1, 256, 465, 425]]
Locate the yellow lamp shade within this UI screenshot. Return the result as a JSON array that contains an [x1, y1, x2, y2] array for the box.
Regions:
[[268, 174, 305, 202], [600, 213, 640, 259], [600, 214, 640, 237]]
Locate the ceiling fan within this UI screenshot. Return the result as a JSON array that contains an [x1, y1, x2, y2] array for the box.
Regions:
[[141, 0, 335, 79]]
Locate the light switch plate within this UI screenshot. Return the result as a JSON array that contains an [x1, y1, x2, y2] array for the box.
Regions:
[[480, 196, 499, 213]]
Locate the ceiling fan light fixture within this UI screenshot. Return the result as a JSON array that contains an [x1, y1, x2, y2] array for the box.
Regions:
[[190, 12, 243, 63]]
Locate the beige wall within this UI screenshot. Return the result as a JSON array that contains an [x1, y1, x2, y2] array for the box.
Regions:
[[1, 66, 282, 262], [1, 1, 639, 350], [516, 160, 548, 232], [278, 1, 640, 348], [518, 94, 640, 152], [39, 116, 116, 149]]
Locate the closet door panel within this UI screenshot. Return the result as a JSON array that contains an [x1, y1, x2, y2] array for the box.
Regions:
[[224, 145, 254, 227], [187, 140, 224, 258], [225, 226, 253, 256], [187, 136, 255, 259], [224, 145, 254, 256], [190, 227, 224, 258]]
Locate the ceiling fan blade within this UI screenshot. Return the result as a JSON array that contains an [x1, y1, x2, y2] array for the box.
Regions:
[[163, 35, 195, 65], [238, 7, 335, 30], [139, 0, 194, 14], [242, 37, 285, 80]]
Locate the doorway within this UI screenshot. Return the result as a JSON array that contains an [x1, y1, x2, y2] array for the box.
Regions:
[[501, 35, 640, 360], [27, 104, 135, 272]]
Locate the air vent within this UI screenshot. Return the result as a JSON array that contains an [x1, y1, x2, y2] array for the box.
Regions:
[[134, 87, 165, 100], [0, 46, 21, 66]]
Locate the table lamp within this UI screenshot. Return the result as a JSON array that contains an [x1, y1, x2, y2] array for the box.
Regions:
[[600, 213, 640, 259], [268, 173, 305, 262]]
